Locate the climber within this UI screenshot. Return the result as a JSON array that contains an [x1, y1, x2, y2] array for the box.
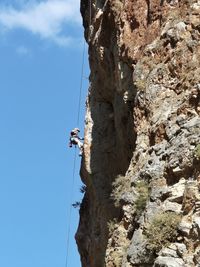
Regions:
[[69, 128, 84, 156]]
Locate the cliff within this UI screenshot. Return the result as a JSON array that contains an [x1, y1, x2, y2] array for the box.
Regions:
[[76, 0, 200, 266]]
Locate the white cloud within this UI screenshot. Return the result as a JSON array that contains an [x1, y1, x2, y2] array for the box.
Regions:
[[0, 0, 81, 46]]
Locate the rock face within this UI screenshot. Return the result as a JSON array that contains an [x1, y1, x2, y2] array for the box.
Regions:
[[76, 0, 200, 266]]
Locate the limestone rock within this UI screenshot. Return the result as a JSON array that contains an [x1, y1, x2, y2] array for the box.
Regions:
[[178, 218, 193, 236], [77, 0, 200, 266], [163, 200, 182, 214], [168, 178, 186, 203], [154, 256, 185, 267], [126, 229, 153, 265], [194, 246, 200, 266]]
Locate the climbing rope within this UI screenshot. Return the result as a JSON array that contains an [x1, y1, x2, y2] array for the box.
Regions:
[[65, 147, 77, 267], [65, 37, 86, 267], [77, 39, 86, 126]]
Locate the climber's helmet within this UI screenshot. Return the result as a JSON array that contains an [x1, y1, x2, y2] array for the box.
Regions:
[[73, 128, 80, 132], [70, 128, 80, 136]]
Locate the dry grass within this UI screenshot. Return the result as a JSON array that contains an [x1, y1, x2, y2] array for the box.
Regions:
[[145, 212, 182, 253], [135, 180, 149, 217], [111, 175, 130, 207], [194, 144, 200, 160]]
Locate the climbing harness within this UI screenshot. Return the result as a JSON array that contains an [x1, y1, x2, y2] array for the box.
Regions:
[[65, 36, 86, 267]]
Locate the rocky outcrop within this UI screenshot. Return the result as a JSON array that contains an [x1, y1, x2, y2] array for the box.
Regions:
[[76, 0, 200, 266]]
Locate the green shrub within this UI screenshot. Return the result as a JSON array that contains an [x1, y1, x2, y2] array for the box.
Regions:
[[145, 212, 181, 253], [135, 180, 149, 217], [111, 175, 130, 207], [194, 144, 200, 160]]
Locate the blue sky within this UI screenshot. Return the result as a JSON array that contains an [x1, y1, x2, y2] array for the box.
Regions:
[[0, 1, 89, 267]]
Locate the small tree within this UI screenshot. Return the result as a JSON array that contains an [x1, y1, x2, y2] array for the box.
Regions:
[[80, 185, 86, 193], [111, 175, 130, 207], [72, 201, 81, 209], [145, 212, 181, 253]]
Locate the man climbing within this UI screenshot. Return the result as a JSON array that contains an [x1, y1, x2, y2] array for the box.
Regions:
[[69, 128, 84, 156]]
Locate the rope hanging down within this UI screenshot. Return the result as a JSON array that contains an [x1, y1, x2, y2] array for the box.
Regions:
[[77, 39, 86, 126], [65, 37, 86, 267], [65, 148, 77, 267]]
